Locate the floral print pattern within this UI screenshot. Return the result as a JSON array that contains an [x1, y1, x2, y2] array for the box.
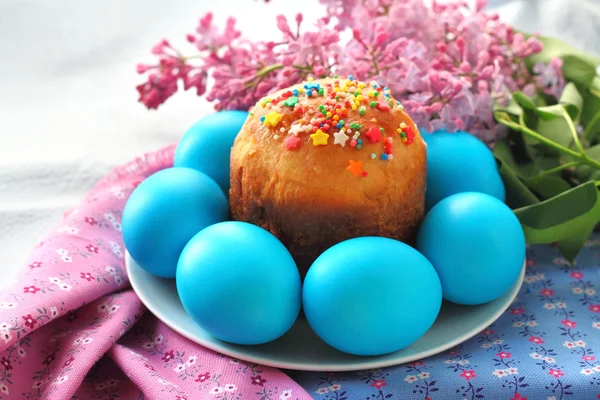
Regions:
[[0, 145, 310, 400], [291, 236, 600, 398]]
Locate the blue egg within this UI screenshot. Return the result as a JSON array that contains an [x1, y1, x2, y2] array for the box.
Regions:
[[303, 237, 442, 356], [417, 192, 526, 305], [122, 167, 228, 279], [425, 130, 505, 210], [176, 221, 301, 345], [174, 111, 249, 195]]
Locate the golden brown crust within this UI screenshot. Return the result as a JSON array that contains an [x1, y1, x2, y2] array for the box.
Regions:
[[230, 77, 427, 277]]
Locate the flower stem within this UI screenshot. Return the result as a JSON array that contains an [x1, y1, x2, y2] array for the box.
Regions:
[[255, 63, 284, 77], [533, 161, 581, 178], [503, 117, 580, 158], [563, 107, 585, 155], [182, 54, 203, 61], [563, 106, 600, 169], [497, 113, 600, 170]]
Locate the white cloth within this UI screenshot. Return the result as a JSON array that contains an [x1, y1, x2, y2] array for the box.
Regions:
[[1, 0, 599, 289]]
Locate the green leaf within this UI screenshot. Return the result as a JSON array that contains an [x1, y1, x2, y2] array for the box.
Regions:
[[495, 158, 541, 208], [583, 111, 600, 143], [526, 35, 600, 69], [494, 95, 523, 116], [532, 83, 582, 121], [512, 92, 537, 111], [557, 226, 597, 264], [524, 175, 572, 199], [493, 140, 540, 208], [561, 55, 599, 88], [493, 139, 527, 175], [591, 76, 600, 98], [535, 117, 572, 151], [514, 181, 600, 263], [581, 90, 600, 127], [558, 82, 584, 121], [534, 105, 564, 120], [533, 94, 549, 107], [573, 143, 600, 181]]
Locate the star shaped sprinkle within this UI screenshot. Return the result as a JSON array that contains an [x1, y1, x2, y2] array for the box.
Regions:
[[289, 124, 303, 136], [376, 102, 391, 111], [283, 96, 299, 107], [333, 130, 350, 147], [263, 112, 283, 127], [284, 135, 302, 150], [305, 82, 321, 92], [310, 129, 329, 146], [365, 126, 382, 143], [347, 160, 364, 177]]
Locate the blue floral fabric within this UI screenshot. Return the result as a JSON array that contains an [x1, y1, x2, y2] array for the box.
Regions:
[[290, 236, 600, 400]]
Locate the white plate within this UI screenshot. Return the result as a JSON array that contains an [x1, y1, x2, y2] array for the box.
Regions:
[[126, 253, 524, 372]]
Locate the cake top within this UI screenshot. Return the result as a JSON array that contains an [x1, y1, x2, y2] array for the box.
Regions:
[[248, 76, 420, 178]]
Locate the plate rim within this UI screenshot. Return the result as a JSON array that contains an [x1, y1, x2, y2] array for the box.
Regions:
[[127, 253, 525, 372]]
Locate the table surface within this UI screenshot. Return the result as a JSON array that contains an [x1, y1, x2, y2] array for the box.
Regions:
[[1, 0, 600, 289]]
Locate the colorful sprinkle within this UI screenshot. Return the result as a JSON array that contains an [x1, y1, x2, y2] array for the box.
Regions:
[[254, 76, 416, 177], [283, 96, 299, 107], [305, 82, 321, 92], [385, 142, 393, 154], [263, 112, 282, 127], [310, 129, 329, 146], [333, 130, 350, 147], [404, 125, 415, 145], [365, 126, 382, 144], [376, 102, 390, 111], [284, 135, 302, 150], [289, 124, 303, 136], [347, 160, 363, 176]]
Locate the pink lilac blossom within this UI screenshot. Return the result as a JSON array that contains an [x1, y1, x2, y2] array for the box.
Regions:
[[135, 0, 565, 144]]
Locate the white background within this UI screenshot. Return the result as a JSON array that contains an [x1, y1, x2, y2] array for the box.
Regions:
[[1, 0, 599, 290]]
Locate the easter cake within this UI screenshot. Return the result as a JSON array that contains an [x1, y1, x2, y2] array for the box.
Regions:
[[229, 77, 427, 276]]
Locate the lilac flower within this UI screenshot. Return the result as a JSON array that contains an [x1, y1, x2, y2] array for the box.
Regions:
[[533, 57, 566, 99], [135, 0, 550, 144]]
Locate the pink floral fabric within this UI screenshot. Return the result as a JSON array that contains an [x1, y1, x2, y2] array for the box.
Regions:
[[0, 144, 311, 400]]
